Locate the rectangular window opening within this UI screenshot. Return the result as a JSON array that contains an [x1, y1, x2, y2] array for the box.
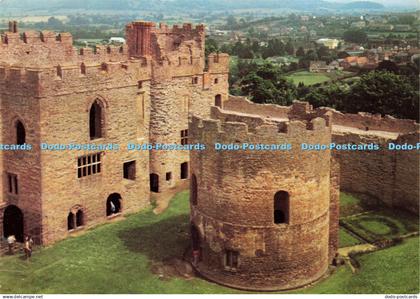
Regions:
[[166, 172, 172, 181], [123, 161, 136, 180], [181, 129, 189, 145], [225, 250, 239, 270], [77, 153, 102, 178], [6, 173, 18, 194]]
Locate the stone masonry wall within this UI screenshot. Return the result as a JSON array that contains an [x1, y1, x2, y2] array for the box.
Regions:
[[0, 89, 42, 243], [223, 97, 419, 215], [189, 107, 334, 291], [333, 131, 419, 214]]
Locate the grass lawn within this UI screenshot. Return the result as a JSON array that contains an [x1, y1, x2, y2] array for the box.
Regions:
[[339, 228, 363, 247], [301, 237, 419, 294], [341, 209, 419, 243], [286, 71, 331, 86], [340, 192, 368, 217], [340, 193, 361, 207], [0, 191, 418, 294]]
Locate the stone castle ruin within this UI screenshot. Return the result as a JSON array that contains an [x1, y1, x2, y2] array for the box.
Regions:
[[0, 20, 418, 291]]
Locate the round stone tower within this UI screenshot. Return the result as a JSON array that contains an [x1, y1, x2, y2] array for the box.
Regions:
[[189, 104, 337, 291]]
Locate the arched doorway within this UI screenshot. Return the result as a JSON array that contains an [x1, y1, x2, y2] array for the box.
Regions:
[[150, 174, 159, 193], [106, 193, 122, 216], [3, 205, 24, 242]]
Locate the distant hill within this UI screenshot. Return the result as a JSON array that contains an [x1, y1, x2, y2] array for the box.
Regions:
[[0, 0, 386, 12], [340, 1, 384, 9]]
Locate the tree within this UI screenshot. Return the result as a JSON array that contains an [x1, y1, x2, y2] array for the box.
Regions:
[[231, 41, 254, 59], [377, 60, 399, 74], [205, 39, 219, 57], [317, 46, 329, 59], [296, 46, 305, 57], [304, 83, 349, 110], [348, 71, 418, 121], [285, 41, 295, 55], [343, 29, 368, 44], [226, 15, 237, 28], [240, 63, 296, 105]]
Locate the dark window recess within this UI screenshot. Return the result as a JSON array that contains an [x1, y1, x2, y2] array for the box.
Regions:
[[192, 77, 198, 84], [67, 212, 75, 231], [215, 94, 222, 108], [225, 250, 239, 269], [180, 162, 189, 179], [274, 191, 290, 224], [76, 210, 84, 227], [123, 161, 136, 180], [81, 63, 86, 75], [181, 129, 189, 145], [7, 173, 18, 194], [16, 121, 26, 145], [214, 78, 219, 84], [56, 65, 62, 78], [150, 174, 159, 193], [166, 172, 172, 181], [77, 153, 101, 178], [89, 101, 103, 140]]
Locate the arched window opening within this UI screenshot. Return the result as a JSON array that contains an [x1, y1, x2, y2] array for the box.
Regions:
[[274, 191, 290, 224], [16, 120, 26, 145], [67, 212, 75, 231], [68, 207, 84, 231], [76, 210, 84, 227], [106, 193, 122, 216], [191, 174, 198, 206], [215, 94, 222, 108], [89, 100, 103, 140]]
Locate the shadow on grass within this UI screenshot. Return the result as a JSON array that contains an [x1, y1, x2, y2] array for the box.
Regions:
[[117, 214, 191, 262]]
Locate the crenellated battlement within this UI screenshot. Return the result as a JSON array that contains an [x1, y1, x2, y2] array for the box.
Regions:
[[191, 105, 331, 145], [0, 57, 151, 97], [224, 95, 419, 135], [0, 28, 131, 67], [317, 107, 419, 134]]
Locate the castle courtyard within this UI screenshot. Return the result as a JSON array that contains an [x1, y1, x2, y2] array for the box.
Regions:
[[0, 191, 418, 294]]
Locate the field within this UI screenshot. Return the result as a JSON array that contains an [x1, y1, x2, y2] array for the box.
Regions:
[[0, 191, 418, 294], [286, 71, 331, 86]]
